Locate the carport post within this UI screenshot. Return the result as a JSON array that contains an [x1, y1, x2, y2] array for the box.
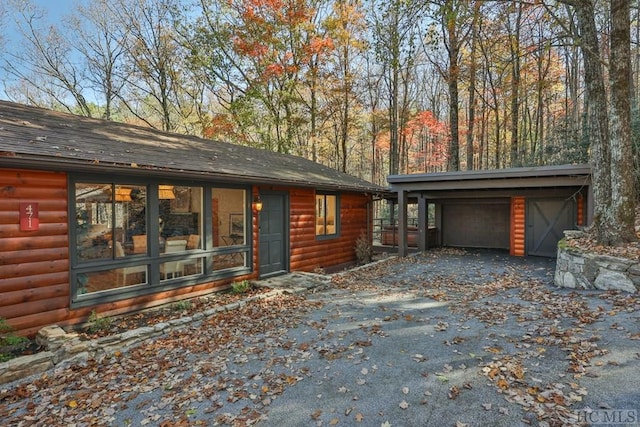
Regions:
[[418, 194, 427, 251], [398, 190, 408, 257]]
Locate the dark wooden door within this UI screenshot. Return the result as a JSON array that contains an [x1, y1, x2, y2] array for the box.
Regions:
[[259, 193, 288, 277], [526, 198, 575, 257]]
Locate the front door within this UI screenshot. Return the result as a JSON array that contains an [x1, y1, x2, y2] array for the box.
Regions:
[[259, 193, 288, 277], [526, 198, 575, 257]]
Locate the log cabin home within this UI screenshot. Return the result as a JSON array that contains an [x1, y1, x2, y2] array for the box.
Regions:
[[0, 101, 385, 336]]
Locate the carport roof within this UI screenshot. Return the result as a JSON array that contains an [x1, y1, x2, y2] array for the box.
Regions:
[[0, 101, 384, 193], [387, 164, 591, 192]]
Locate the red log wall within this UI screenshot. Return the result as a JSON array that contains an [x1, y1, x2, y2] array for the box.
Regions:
[[0, 169, 70, 335], [287, 188, 371, 272], [510, 196, 526, 257]]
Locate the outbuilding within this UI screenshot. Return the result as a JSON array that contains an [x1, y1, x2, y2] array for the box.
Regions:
[[0, 101, 384, 335], [387, 165, 592, 257]]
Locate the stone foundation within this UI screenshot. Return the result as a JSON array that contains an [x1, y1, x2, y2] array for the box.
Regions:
[[555, 232, 640, 293]]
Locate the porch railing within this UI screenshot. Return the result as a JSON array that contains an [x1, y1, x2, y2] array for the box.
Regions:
[[372, 217, 418, 247]]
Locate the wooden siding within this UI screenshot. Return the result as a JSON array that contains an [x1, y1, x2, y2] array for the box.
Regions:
[[577, 194, 584, 226], [0, 169, 70, 335], [284, 187, 371, 272], [510, 196, 526, 256]]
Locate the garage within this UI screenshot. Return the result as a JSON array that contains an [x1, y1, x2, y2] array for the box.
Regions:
[[387, 165, 592, 257], [441, 199, 510, 249]]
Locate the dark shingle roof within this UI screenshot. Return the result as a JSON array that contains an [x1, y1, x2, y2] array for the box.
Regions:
[[0, 101, 384, 193]]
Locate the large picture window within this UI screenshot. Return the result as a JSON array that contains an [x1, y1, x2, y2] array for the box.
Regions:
[[71, 179, 250, 304], [75, 183, 149, 294], [316, 193, 338, 237]]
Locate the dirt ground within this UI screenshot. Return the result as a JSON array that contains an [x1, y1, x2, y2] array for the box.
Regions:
[[2, 248, 639, 427]]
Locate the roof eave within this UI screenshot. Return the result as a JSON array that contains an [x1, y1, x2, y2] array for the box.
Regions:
[[0, 155, 384, 193]]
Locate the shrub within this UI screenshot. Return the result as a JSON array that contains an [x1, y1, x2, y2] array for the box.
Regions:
[[86, 310, 113, 334], [231, 280, 252, 294], [171, 300, 193, 311], [355, 232, 373, 265], [0, 318, 29, 362]]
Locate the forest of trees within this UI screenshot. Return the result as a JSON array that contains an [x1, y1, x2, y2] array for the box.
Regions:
[[0, 0, 638, 243]]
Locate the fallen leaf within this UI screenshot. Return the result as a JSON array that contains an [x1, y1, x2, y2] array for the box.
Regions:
[[329, 418, 339, 425], [355, 413, 364, 422], [496, 379, 509, 390], [399, 400, 409, 409], [311, 410, 322, 420], [448, 385, 460, 400], [412, 354, 426, 362], [482, 403, 492, 410]]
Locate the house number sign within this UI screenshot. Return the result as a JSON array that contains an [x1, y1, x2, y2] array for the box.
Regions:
[[19, 202, 39, 231]]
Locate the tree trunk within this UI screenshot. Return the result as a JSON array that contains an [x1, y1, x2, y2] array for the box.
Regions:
[[446, 2, 460, 171], [608, 0, 637, 242], [509, 2, 522, 167], [465, 2, 480, 170], [572, 0, 636, 245]]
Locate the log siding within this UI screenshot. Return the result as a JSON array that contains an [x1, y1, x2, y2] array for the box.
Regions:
[[286, 188, 371, 272], [0, 169, 70, 335]]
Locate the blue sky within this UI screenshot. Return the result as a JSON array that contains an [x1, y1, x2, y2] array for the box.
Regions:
[[2, 0, 79, 100], [3, 0, 78, 48]]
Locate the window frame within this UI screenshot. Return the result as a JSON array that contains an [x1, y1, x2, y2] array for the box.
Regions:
[[315, 192, 340, 239], [69, 174, 252, 308]]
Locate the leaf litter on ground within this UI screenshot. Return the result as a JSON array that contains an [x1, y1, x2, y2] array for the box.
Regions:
[[2, 247, 639, 427]]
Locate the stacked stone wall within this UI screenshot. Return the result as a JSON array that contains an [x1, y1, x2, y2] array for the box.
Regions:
[[555, 232, 640, 293]]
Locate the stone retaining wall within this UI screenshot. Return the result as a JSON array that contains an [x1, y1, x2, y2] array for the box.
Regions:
[[0, 289, 295, 385], [555, 232, 640, 293]]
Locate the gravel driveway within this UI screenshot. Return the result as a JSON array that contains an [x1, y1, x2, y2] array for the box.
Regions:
[[2, 249, 639, 427]]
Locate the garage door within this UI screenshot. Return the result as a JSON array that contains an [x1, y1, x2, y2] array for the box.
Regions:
[[526, 198, 575, 257], [441, 200, 510, 249]]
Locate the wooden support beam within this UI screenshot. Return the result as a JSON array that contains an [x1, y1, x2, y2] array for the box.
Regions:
[[398, 190, 408, 257], [418, 195, 427, 251]]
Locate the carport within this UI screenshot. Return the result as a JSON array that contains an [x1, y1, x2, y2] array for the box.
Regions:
[[387, 164, 592, 257]]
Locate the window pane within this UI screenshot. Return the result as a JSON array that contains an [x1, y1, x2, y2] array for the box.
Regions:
[[159, 185, 203, 253], [77, 265, 147, 295], [183, 257, 204, 277], [122, 185, 147, 255], [76, 183, 113, 261], [212, 188, 246, 247], [326, 195, 337, 234], [212, 253, 245, 271]]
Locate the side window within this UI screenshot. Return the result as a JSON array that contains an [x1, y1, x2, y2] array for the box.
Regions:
[[316, 193, 338, 237]]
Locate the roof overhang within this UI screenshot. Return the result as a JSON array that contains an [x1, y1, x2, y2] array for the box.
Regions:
[[387, 164, 591, 194]]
